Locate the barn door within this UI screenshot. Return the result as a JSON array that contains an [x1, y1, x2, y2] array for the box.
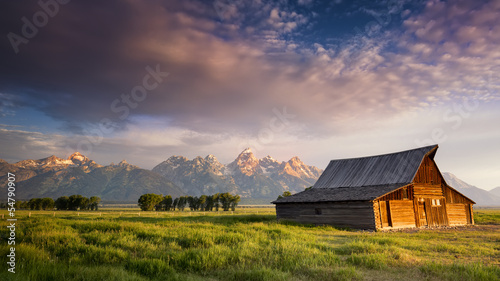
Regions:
[[418, 200, 427, 226], [379, 201, 392, 228]]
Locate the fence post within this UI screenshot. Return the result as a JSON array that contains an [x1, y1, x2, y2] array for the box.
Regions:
[[29, 212, 31, 217], [77, 212, 79, 216], [53, 212, 55, 217]]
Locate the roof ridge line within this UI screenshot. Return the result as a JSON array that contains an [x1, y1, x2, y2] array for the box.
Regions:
[[327, 144, 438, 162]]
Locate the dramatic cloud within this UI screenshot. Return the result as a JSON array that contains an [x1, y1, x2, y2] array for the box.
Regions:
[[0, 0, 499, 189]]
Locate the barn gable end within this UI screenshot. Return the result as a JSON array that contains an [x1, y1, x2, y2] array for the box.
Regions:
[[273, 145, 475, 230]]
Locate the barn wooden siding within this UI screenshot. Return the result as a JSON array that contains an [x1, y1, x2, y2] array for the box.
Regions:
[[275, 201, 376, 230], [274, 145, 475, 230], [373, 155, 474, 229]]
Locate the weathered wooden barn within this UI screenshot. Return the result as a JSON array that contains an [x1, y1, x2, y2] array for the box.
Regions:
[[272, 145, 475, 230]]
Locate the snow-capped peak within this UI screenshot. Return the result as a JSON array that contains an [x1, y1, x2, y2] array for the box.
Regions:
[[69, 152, 88, 163], [241, 147, 252, 154], [205, 154, 218, 163]]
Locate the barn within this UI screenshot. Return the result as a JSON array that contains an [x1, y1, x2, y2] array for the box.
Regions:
[[272, 145, 475, 230]]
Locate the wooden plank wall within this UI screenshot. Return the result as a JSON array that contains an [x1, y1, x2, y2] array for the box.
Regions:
[[413, 156, 442, 185], [413, 185, 444, 198], [377, 185, 414, 201], [447, 203, 468, 225], [388, 200, 416, 228], [276, 202, 376, 230], [442, 185, 474, 204], [424, 198, 449, 226]]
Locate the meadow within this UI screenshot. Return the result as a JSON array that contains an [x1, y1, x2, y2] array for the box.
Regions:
[[0, 208, 499, 281]]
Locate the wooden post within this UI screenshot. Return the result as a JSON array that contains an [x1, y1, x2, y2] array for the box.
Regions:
[[100, 212, 102, 216], [77, 212, 79, 216], [1, 214, 4, 219], [138, 212, 141, 216], [53, 212, 55, 217], [29, 212, 31, 217]]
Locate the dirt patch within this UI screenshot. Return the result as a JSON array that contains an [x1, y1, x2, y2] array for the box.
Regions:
[[377, 224, 500, 233]]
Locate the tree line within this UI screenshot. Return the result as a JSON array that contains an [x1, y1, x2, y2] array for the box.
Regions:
[[7, 195, 101, 211], [138, 193, 241, 212]]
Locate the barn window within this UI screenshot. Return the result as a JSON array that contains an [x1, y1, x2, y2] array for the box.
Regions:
[[432, 199, 441, 206], [315, 208, 322, 215]]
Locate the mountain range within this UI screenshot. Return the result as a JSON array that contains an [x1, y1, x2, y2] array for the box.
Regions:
[[152, 148, 322, 198], [0, 152, 183, 201], [0, 150, 498, 206]]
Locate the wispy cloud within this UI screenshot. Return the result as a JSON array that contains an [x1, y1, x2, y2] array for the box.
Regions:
[[0, 0, 499, 188]]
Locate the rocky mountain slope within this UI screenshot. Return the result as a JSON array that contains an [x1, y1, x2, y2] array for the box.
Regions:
[[442, 172, 500, 206], [0, 153, 183, 201], [152, 148, 322, 198]]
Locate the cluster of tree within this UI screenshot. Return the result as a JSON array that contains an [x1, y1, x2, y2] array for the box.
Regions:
[[8, 195, 101, 211], [9, 198, 55, 210], [138, 193, 241, 212], [55, 195, 101, 210]]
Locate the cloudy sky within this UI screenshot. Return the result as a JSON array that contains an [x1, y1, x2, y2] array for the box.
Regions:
[[0, 0, 499, 190]]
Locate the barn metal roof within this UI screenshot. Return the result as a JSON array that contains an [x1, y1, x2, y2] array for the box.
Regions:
[[313, 145, 437, 188], [273, 145, 438, 204], [272, 183, 410, 203]]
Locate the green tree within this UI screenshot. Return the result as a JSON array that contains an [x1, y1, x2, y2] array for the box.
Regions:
[[14, 200, 27, 210], [89, 196, 101, 211], [55, 196, 70, 210], [41, 198, 55, 210], [205, 195, 214, 211], [68, 195, 89, 210], [162, 195, 173, 211], [198, 195, 207, 211], [219, 193, 232, 211], [230, 194, 241, 211], [138, 193, 163, 211], [173, 197, 179, 211], [187, 196, 199, 211], [213, 193, 220, 211], [177, 196, 188, 211], [28, 198, 43, 210], [277, 191, 292, 199]]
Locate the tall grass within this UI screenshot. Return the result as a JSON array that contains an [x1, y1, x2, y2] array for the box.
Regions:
[[0, 209, 498, 280]]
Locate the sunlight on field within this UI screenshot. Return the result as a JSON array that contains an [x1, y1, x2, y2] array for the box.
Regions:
[[0, 208, 499, 281]]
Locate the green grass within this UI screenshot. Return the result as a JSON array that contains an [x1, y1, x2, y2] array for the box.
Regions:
[[0, 209, 499, 280]]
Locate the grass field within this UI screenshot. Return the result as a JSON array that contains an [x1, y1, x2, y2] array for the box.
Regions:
[[1, 208, 499, 281]]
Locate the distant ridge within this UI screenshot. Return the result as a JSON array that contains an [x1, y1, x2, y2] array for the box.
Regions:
[[490, 186, 500, 197], [0, 153, 184, 201], [442, 172, 500, 206]]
